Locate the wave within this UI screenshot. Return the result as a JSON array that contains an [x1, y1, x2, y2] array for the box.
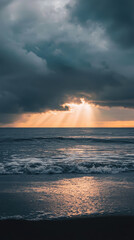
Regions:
[[1, 136, 134, 144], [0, 158, 134, 175]]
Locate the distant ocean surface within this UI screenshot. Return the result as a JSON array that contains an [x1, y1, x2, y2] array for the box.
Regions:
[[0, 128, 134, 175], [0, 128, 134, 220]]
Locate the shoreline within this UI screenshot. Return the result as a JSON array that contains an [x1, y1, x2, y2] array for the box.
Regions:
[[0, 216, 134, 240]]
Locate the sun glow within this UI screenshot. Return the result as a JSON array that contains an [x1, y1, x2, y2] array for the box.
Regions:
[[63, 99, 93, 127], [11, 99, 94, 128], [3, 99, 134, 128]]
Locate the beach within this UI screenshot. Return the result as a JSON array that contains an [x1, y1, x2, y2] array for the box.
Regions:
[[1, 216, 134, 240], [0, 128, 134, 239], [0, 172, 134, 220]]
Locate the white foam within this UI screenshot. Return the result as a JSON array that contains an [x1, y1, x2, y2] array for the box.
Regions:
[[0, 157, 133, 175]]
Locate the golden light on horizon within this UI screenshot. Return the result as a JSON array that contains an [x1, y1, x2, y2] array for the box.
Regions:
[[9, 99, 95, 128], [2, 99, 134, 128], [63, 98, 93, 127]]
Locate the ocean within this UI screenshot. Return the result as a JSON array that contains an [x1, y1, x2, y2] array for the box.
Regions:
[[0, 128, 134, 220]]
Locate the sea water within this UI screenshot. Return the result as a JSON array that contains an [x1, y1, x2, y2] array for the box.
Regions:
[[0, 128, 134, 219]]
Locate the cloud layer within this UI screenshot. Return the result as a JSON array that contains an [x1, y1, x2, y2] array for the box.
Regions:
[[69, 0, 134, 48], [0, 0, 134, 123]]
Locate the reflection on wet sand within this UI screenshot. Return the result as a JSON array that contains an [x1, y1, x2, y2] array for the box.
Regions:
[[1, 174, 134, 219], [26, 177, 104, 217]]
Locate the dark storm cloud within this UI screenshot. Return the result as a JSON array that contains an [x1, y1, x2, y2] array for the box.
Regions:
[[69, 0, 134, 48], [0, 114, 21, 124], [0, 0, 134, 124], [0, 0, 11, 9]]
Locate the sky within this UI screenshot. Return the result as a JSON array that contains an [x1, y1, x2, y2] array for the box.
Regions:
[[0, 0, 134, 127]]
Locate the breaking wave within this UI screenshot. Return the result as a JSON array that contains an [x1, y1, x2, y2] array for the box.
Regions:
[[0, 158, 134, 175]]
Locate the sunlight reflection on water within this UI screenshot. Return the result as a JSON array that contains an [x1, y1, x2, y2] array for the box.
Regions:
[[25, 176, 102, 217], [22, 175, 132, 218], [0, 174, 134, 220]]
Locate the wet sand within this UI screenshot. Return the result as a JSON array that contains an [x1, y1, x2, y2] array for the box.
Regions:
[[0, 216, 134, 240]]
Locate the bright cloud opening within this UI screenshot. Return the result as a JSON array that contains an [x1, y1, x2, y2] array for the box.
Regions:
[[7, 99, 94, 128]]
